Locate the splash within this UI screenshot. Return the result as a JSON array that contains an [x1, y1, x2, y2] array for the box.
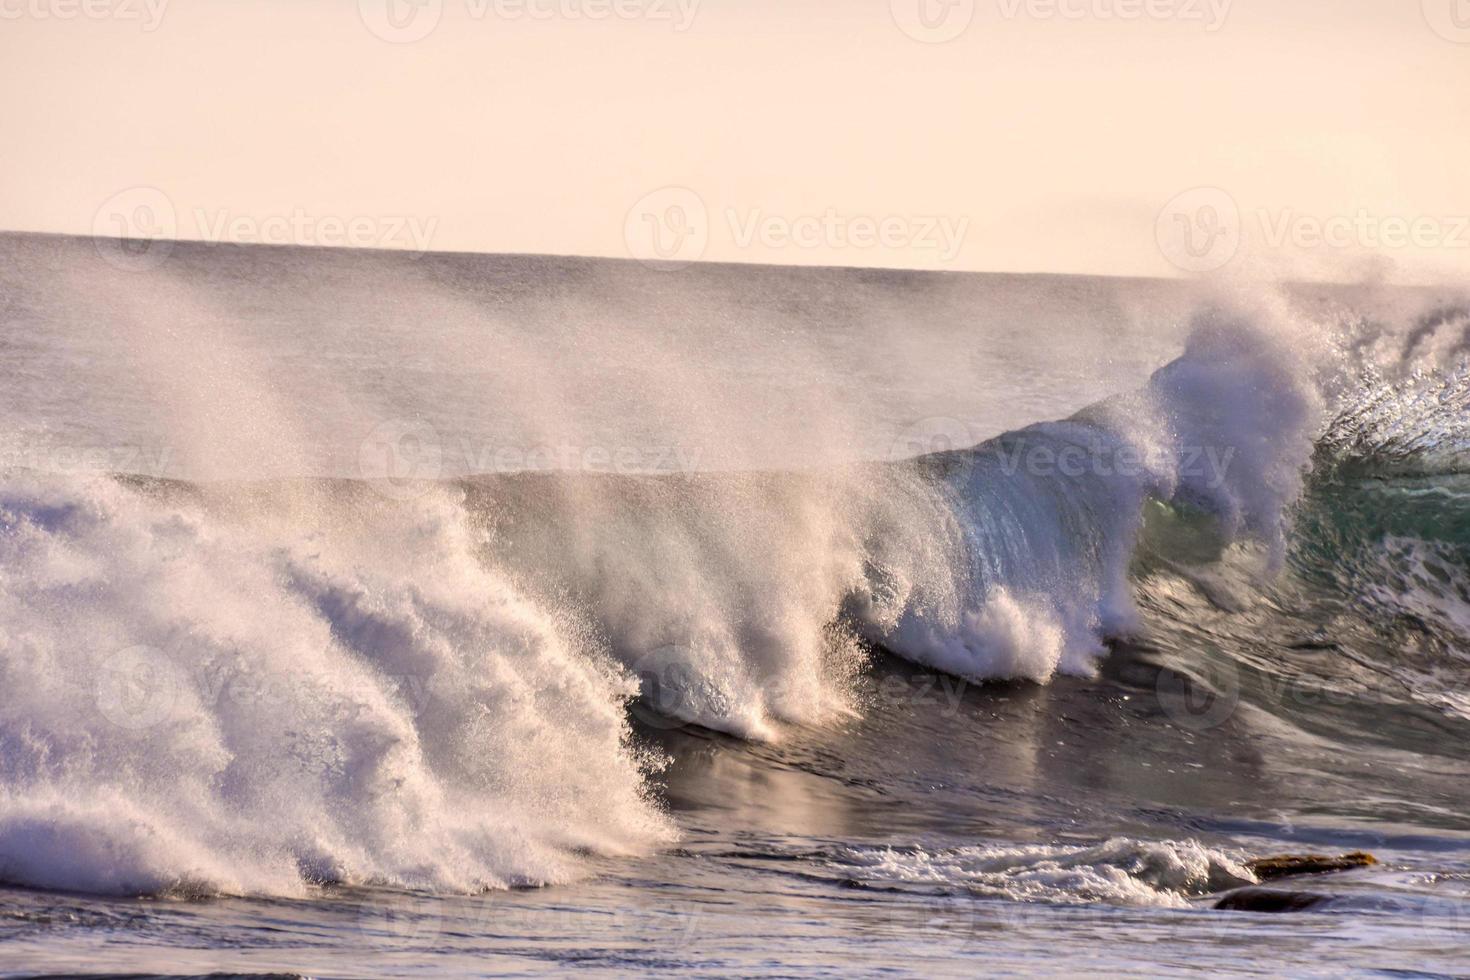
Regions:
[[1, 233, 1466, 899], [829, 838, 1256, 907], [0, 472, 671, 896]]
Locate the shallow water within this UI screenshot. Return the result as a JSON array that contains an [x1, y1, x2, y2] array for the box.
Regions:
[[5, 657, 1469, 977]]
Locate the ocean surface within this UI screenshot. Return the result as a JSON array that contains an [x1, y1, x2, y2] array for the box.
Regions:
[[0, 232, 1467, 977]]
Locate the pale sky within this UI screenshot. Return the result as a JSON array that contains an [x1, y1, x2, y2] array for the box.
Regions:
[[1, 0, 1467, 279]]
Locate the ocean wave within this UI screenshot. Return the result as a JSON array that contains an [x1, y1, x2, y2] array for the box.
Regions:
[[1, 248, 1468, 899], [877, 303, 1326, 684]]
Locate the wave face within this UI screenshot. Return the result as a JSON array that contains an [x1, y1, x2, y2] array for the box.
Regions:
[[878, 306, 1326, 682], [1, 232, 1467, 899]]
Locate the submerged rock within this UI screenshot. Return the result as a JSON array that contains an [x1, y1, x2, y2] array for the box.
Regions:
[[1209, 851, 1377, 912], [1214, 887, 1335, 912]]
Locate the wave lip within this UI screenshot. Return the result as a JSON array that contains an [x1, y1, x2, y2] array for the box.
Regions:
[[875, 306, 1325, 686]]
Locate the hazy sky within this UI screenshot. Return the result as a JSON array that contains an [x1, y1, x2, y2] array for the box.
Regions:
[[1, 0, 1466, 279]]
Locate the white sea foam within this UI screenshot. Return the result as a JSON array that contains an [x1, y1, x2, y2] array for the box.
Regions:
[[831, 837, 1256, 907], [0, 471, 672, 896], [1366, 535, 1470, 637]]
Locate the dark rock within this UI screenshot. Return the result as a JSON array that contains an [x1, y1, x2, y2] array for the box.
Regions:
[[1245, 851, 1377, 880], [1214, 887, 1334, 912]]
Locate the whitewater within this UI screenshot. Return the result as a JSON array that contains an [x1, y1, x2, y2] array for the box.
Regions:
[[0, 231, 1467, 976]]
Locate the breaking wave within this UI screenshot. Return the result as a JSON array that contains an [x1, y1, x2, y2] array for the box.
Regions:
[[0, 234, 1466, 898]]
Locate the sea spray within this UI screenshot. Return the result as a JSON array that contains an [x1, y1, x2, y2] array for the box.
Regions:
[[0, 472, 672, 896]]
